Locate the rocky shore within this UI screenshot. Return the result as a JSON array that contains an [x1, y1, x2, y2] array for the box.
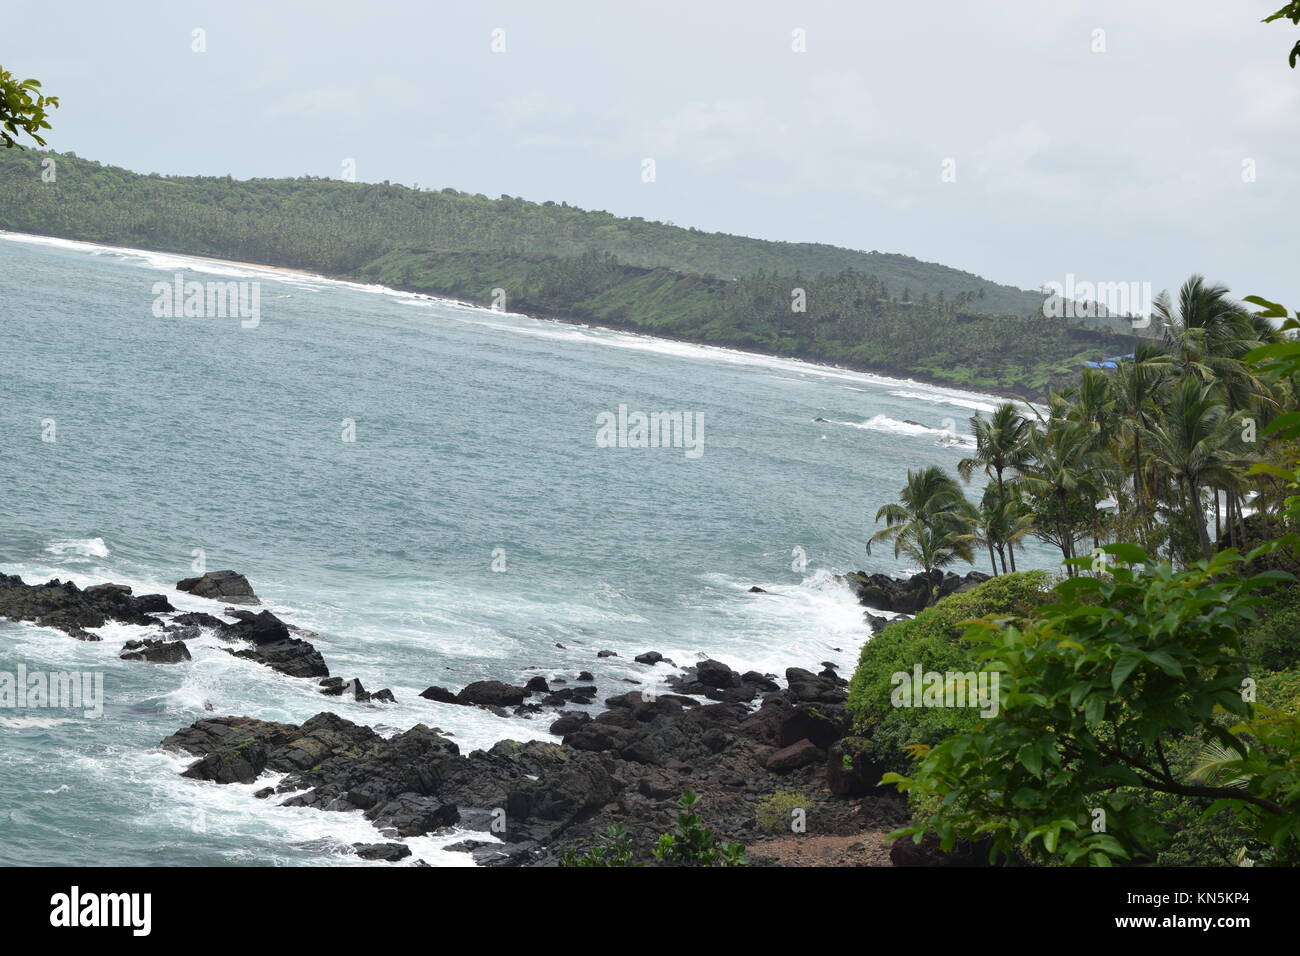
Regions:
[[0, 567, 988, 867]]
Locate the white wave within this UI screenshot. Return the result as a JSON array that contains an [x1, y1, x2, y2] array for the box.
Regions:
[[838, 414, 975, 447], [45, 537, 110, 559], [889, 389, 998, 414]]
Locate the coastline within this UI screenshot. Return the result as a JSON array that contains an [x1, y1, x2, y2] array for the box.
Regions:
[[0, 228, 1043, 405]]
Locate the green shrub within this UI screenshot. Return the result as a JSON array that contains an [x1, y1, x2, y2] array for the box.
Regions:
[[846, 571, 1053, 774], [1240, 585, 1300, 671], [756, 791, 811, 833]]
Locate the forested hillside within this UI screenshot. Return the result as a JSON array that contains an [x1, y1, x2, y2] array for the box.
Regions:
[[0, 149, 1139, 396]]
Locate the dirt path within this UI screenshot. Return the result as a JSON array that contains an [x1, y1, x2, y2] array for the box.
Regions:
[[747, 831, 895, 867]]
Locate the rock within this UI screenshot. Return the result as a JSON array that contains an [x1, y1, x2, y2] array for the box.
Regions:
[[597, 650, 618, 658], [226, 609, 291, 645], [120, 638, 191, 664], [420, 685, 460, 704], [827, 736, 888, 796], [741, 671, 780, 691], [229, 636, 327, 679], [548, 712, 592, 737], [696, 659, 738, 689], [765, 738, 822, 773], [457, 680, 529, 707], [352, 842, 411, 862], [370, 689, 396, 703], [634, 651, 663, 665], [841, 570, 990, 614], [785, 667, 848, 704], [0, 573, 174, 639], [748, 586, 767, 593], [524, 675, 550, 693], [889, 833, 993, 867], [364, 793, 459, 836], [577, 671, 594, 682], [175, 570, 260, 605]]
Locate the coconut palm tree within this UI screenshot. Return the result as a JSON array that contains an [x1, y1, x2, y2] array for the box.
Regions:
[[1143, 378, 1245, 561], [868, 466, 975, 587], [957, 402, 1031, 569], [1015, 419, 1105, 574]]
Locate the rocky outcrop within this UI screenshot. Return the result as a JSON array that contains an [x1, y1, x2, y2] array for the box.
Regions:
[[840, 569, 990, 614], [0, 574, 174, 640], [175, 570, 260, 605]]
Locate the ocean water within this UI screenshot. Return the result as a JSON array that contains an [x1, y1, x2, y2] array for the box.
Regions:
[[0, 232, 1056, 866]]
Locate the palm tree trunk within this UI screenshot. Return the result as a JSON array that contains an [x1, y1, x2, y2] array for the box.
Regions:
[[987, 542, 998, 576], [1189, 478, 1213, 561]]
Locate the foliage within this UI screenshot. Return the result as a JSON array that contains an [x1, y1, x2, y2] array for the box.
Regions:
[[1264, 2, 1300, 67], [0, 68, 57, 149], [756, 791, 811, 833], [883, 545, 1300, 866], [867, 466, 977, 579], [845, 571, 1053, 774], [652, 790, 749, 866], [556, 824, 638, 867], [1240, 586, 1300, 671], [558, 791, 747, 867]]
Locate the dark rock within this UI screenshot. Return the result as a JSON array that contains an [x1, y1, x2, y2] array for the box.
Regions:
[[827, 736, 889, 797], [548, 711, 591, 736], [741, 671, 780, 691], [577, 671, 594, 681], [890, 833, 993, 867], [696, 659, 739, 688], [364, 793, 459, 836], [597, 650, 618, 658], [457, 680, 529, 707], [352, 842, 411, 862], [229, 636, 328, 679], [524, 675, 550, 693], [748, 586, 767, 593], [766, 738, 822, 773], [120, 638, 191, 664], [370, 689, 396, 703], [175, 570, 260, 605], [634, 651, 663, 665], [420, 685, 460, 704], [0, 573, 174, 639]]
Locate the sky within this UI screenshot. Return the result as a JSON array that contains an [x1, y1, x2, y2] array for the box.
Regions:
[[5, 0, 1299, 305]]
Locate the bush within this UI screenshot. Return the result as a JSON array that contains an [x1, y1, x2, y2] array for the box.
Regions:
[[1240, 585, 1300, 671], [756, 791, 811, 833], [846, 571, 1053, 774]]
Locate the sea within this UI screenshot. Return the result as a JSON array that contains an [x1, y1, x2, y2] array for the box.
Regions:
[[0, 231, 1056, 865]]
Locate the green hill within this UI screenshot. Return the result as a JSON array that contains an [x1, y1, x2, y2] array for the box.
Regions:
[[0, 149, 1139, 398]]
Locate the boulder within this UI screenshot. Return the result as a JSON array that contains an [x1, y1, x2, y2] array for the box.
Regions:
[[765, 738, 822, 773], [826, 736, 889, 796], [175, 570, 260, 605], [696, 659, 739, 689], [420, 685, 460, 704], [457, 680, 529, 707], [352, 842, 411, 862], [120, 638, 191, 664]]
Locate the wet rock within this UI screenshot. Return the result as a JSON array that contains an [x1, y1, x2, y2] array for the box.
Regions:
[[696, 659, 739, 689], [748, 586, 767, 593], [120, 638, 191, 664], [549, 711, 591, 736], [457, 680, 529, 707], [827, 736, 888, 797], [420, 685, 460, 704], [352, 842, 411, 862], [577, 671, 594, 682], [597, 650, 618, 658], [0, 574, 173, 639], [634, 651, 663, 665], [524, 675, 550, 693], [176, 570, 260, 605]]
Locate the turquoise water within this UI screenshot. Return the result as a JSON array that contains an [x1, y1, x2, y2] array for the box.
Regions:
[[0, 232, 1055, 865]]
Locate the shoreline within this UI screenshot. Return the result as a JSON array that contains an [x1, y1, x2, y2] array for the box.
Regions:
[[0, 228, 1042, 406]]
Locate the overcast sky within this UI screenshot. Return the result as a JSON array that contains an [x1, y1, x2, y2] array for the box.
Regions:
[[7, 0, 1298, 305]]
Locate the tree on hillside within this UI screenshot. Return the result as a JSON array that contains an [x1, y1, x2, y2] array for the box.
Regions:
[[0, 67, 57, 148]]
